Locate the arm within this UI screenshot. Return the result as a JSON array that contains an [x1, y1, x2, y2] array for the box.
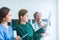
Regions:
[[16, 26, 28, 39], [0, 31, 4, 40], [16, 27, 25, 37]]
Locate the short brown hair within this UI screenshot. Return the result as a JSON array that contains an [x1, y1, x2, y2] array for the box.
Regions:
[[34, 12, 41, 19], [0, 7, 10, 23]]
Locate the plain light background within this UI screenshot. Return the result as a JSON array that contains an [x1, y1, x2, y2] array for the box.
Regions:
[[58, 0, 60, 40]]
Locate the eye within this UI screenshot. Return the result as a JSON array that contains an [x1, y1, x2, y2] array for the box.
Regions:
[[25, 13, 28, 17]]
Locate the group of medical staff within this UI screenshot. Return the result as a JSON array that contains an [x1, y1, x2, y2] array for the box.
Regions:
[[0, 7, 46, 40]]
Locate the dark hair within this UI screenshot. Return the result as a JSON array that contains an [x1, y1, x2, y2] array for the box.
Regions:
[[34, 12, 41, 19], [0, 7, 10, 23], [18, 9, 28, 24]]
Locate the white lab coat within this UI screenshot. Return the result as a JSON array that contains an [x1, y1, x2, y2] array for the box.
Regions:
[[32, 21, 47, 40]]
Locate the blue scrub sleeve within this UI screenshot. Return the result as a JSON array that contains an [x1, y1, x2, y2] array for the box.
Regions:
[[0, 31, 4, 40]]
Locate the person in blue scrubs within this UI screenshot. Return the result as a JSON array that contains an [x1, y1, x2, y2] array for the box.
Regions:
[[0, 7, 20, 40]]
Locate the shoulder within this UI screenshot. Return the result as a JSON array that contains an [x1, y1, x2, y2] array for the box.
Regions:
[[0, 24, 2, 28], [32, 22, 36, 26], [16, 24, 22, 27], [26, 22, 32, 26], [0, 24, 4, 31], [16, 24, 21, 28], [0, 24, 4, 35], [16, 24, 23, 30], [9, 26, 13, 30], [26, 22, 30, 25]]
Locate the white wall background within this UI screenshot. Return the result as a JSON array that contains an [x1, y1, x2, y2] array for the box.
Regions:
[[0, 0, 58, 40], [58, 0, 60, 40]]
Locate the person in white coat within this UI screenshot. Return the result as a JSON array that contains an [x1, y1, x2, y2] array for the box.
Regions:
[[32, 12, 46, 40]]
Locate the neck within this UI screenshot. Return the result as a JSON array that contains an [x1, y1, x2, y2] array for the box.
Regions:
[[20, 20, 26, 25], [1, 21, 8, 29]]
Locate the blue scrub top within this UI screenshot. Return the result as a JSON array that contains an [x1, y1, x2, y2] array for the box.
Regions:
[[0, 24, 14, 40]]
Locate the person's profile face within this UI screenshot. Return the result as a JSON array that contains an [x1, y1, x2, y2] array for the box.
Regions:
[[21, 13, 28, 23], [5, 11, 12, 22]]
